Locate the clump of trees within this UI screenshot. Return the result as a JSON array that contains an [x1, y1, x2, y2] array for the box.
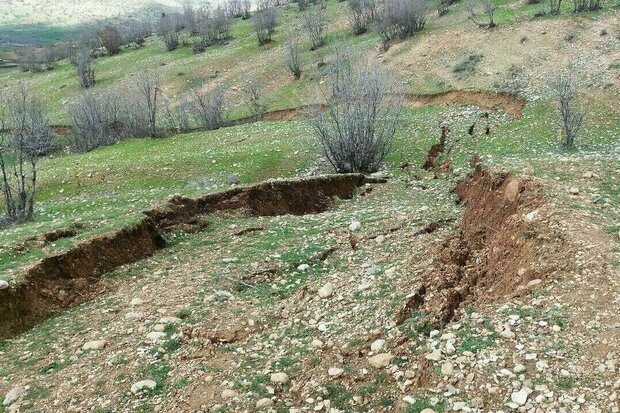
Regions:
[[0, 87, 51, 223], [375, 0, 430, 50], [253, 0, 278, 45], [465, 0, 497, 28], [554, 71, 584, 149], [157, 14, 181, 51], [308, 48, 403, 173]]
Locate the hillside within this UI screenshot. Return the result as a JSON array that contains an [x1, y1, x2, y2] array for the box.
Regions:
[[0, 0, 619, 412]]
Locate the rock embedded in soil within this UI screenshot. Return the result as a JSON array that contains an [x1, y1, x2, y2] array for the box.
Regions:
[[511, 388, 532, 406], [328, 367, 344, 377], [82, 340, 107, 351], [130, 298, 144, 306], [270, 372, 289, 384], [371, 339, 385, 352], [318, 283, 335, 298], [221, 389, 237, 400], [297, 264, 310, 271], [146, 332, 167, 342], [425, 349, 442, 361], [348, 221, 362, 231], [3, 386, 26, 406], [130, 380, 157, 394], [0, 280, 9, 290], [368, 353, 394, 368], [256, 398, 274, 409]]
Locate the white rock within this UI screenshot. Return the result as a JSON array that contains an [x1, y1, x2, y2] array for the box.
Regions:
[[513, 364, 526, 374], [370, 339, 385, 352], [348, 221, 362, 231], [3, 386, 26, 406], [425, 349, 442, 361], [311, 339, 324, 348], [318, 283, 334, 298], [500, 328, 516, 339], [328, 367, 344, 377], [0, 280, 9, 290], [441, 361, 454, 376], [159, 316, 182, 324], [511, 388, 532, 406], [420, 409, 435, 413], [131, 380, 157, 394], [368, 353, 393, 368], [221, 389, 237, 400], [256, 398, 274, 409], [524, 210, 539, 222], [527, 279, 542, 287], [403, 395, 416, 405], [297, 264, 310, 271], [270, 372, 289, 384], [82, 340, 107, 351], [568, 187, 580, 195], [146, 332, 167, 342], [130, 298, 144, 306], [126, 312, 145, 320]]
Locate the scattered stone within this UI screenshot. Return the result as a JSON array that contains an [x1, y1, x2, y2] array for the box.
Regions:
[[425, 349, 442, 361], [130, 298, 144, 306], [524, 210, 538, 222], [420, 409, 435, 413], [270, 372, 289, 384], [527, 279, 542, 287], [82, 340, 107, 351], [159, 316, 182, 324], [0, 280, 9, 290], [511, 388, 531, 406], [3, 386, 25, 406], [368, 353, 393, 368], [318, 283, 334, 298], [568, 187, 580, 195], [221, 389, 237, 400], [256, 398, 274, 409], [348, 221, 361, 231], [370, 339, 385, 352], [441, 361, 454, 376], [215, 290, 234, 301], [513, 364, 526, 374], [328, 367, 344, 377], [131, 380, 157, 394], [583, 171, 594, 179], [146, 332, 167, 342], [403, 395, 416, 405], [297, 264, 310, 271], [227, 174, 241, 185]]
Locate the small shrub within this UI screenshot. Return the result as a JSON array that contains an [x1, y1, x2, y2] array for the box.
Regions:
[[253, 0, 277, 45], [190, 85, 227, 130], [465, 0, 497, 28], [553, 71, 584, 149], [244, 81, 268, 118], [70, 93, 123, 152], [71, 46, 96, 88], [303, 8, 326, 50], [453, 52, 483, 77], [285, 38, 302, 79], [97, 25, 123, 55], [308, 48, 403, 173]]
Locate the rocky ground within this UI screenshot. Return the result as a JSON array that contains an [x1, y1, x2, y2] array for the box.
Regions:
[[1, 146, 618, 413]]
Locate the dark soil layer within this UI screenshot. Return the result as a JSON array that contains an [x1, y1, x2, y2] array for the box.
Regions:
[[0, 174, 371, 338]]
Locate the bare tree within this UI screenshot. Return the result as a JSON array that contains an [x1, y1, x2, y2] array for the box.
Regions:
[[0, 87, 51, 222], [465, 0, 497, 28], [190, 86, 227, 130], [244, 81, 268, 118], [98, 25, 123, 55], [157, 15, 180, 51], [348, 0, 376, 34], [71, 46, 96, 88], [253, 1, 278, 45], [303, 8, 326, 50], [285, 38, 302, 79], [182, 1, 198, 33], [374, 0, 429, 49], [41, 45, 57, 70], [554, 72, 584, 149], [124, 74, 162, 137], [15, 48, 42, 73], [195, 5, 231, 51], [549, 0, 562, 14], [70, 92, 122, 152], [308, 48, 403, 173]]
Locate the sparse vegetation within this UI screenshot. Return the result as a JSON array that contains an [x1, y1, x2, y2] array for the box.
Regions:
[[554, 71, 584, 149]]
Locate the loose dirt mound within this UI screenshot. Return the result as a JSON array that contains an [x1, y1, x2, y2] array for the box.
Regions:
[[0, 174, 372, 338], [396, 167, 572, 326], [406, 90, 527, 119]]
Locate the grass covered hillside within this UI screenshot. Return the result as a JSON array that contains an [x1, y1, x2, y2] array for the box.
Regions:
[[0, 0, 619, 411]]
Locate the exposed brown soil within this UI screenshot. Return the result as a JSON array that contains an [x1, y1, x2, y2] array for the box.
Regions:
[[0, 174, 372, 338], [406, 90, 527, 119], [396, 166, 572, 327]]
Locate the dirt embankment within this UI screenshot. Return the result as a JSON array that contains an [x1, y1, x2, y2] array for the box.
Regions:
[[397, 166, 571, 326], [406, 90, 527, 119], [0, 174, 372, 339]]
